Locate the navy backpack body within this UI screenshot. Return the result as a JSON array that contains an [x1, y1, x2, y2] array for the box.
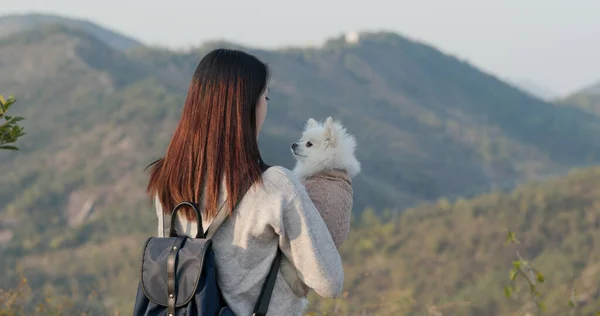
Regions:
[[133, 172, 281, 316]]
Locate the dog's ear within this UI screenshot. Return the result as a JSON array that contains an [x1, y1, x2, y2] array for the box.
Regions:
[[324, 117, 337, 147], [305, 118, 319, 129]]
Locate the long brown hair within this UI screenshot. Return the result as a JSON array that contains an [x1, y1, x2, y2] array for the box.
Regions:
[[147, 48, 270, 221]]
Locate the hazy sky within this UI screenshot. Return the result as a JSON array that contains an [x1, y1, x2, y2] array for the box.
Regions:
[[2, 0, 599, 96]]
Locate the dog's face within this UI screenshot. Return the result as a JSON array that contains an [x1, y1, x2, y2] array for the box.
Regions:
[[291, 116, 361, 178], [291, 117, 338, 163]]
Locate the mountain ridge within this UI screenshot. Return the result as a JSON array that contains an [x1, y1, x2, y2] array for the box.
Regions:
[[506, 77, 558, 101], [556, 80, 600, 116], [0, 13, 143, 51], [2, 20, 600, 314], [3, 23, 600, 228]]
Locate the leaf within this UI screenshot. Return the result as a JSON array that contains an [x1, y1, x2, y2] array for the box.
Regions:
[[535, 270, 545, 283], [3, 98, 15, 110], [504, 231, 516, 245], [538, 300, 546, 312], [504, 285, 513, 297], [512, 261, 521, 270], [529, 284, 536, 295], [0, 145, 19, 150], [505, 231, 521, 245], [6, 116, 24, 124], [509, 269, 518, 281], [568, 300, 575, 308]]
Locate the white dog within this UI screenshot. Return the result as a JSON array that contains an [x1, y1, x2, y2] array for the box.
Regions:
[[291, 117, 361, 179], [282, 117, 361, 299]]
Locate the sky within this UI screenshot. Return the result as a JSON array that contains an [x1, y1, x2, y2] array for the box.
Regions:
[[2, 0, 599, 97]]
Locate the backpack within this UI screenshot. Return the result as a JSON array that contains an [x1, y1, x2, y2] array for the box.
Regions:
[[133, 175, 281, 316]]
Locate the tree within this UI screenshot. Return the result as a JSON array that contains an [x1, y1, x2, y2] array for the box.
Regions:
[[0, 95, 25, 150]]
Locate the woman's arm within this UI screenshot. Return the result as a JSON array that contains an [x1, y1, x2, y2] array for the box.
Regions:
[[274, 187, 345, 298]]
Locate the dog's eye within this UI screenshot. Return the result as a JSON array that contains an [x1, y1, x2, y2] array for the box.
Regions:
[[306, 141, 313, 148]]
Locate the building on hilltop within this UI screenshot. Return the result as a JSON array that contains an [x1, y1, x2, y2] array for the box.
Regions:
[[345, 31, 360, 44]]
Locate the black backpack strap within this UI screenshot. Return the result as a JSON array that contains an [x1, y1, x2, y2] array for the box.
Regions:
[[253, 249, 282, 316], [205, 161, 272, 240], [204, 200, 234, 240], [204, 178, 253, 240]]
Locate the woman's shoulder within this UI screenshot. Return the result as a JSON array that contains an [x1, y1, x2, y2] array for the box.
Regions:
[[261, 165, 305, 196]]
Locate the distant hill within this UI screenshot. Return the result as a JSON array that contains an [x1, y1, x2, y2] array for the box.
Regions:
[[0, 13, 142, 51], [2, 19, 600, 314], [579, 81, 600, 95], [558, 80, 600, 115], [506, 77, 558, 101]]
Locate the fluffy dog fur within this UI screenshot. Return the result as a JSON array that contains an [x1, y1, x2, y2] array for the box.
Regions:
[[291, 117, 361, 179]]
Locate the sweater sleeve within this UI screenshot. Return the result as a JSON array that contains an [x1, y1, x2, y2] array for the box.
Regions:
[[155, 194, 165, 238], [274, 186, 345, 298]]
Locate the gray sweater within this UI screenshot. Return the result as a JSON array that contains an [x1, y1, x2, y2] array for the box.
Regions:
[[155, 166, 344, 316]]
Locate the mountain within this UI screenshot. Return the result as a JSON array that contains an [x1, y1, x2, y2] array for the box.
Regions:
[[0, 13, 142, 51], [2, 18, 600, 314], [507, 77, 558, 101], [558, 80, 600, 115], [584, 81, 600, 95]]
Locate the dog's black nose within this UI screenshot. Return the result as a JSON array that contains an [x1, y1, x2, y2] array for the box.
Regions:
[[291, 143, 298, 149]]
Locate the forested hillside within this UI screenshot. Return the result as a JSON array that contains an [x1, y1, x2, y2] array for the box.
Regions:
[[305, 166, 600, 315]]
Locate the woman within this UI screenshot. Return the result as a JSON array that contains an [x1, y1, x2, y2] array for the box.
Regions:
[[146, 48, 344, 315]]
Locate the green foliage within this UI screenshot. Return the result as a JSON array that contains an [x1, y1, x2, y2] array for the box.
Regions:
[[504, 232, 600, 316], [503, 231, 600, 316], [0, 95, 25, 150], [504, 232, 547, 315], [0, 276, 85, 316]]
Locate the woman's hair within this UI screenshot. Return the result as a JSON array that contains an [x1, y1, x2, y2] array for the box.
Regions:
[[147, 48, 270, 221]]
